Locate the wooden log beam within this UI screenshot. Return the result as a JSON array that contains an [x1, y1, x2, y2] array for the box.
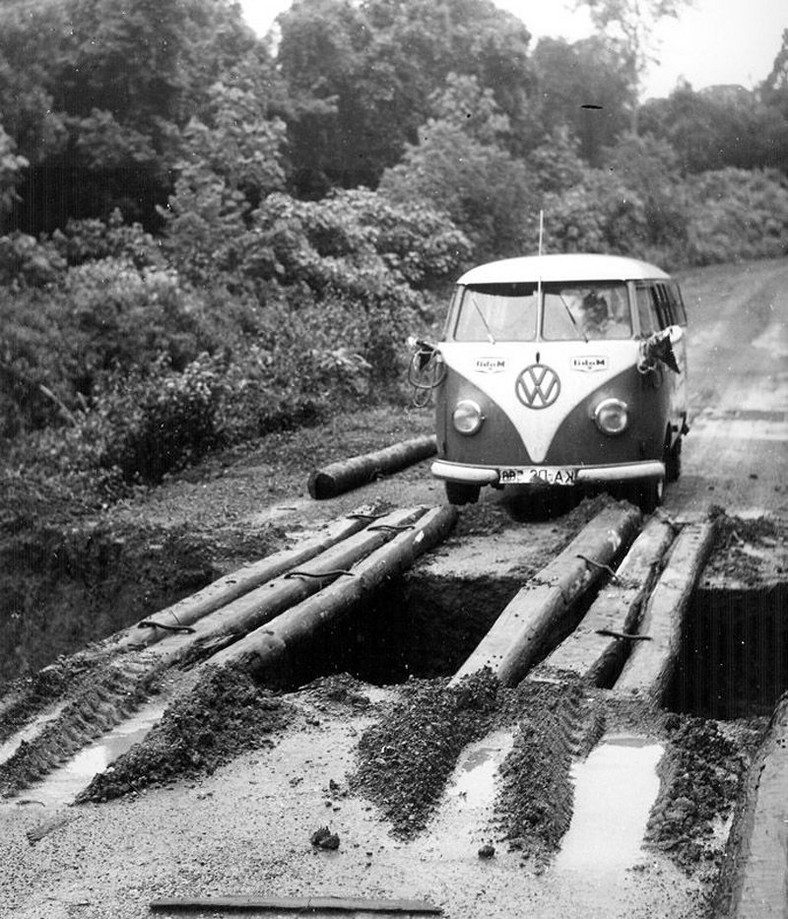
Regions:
[[531, 516, 676, 686], [451, 502, 642, 687], [142, 506, 430, 667], [613, 519, 717, 705], [208, 505, 458, 679], [713, 694, 788, 919], [308, 435, 437, 500], [106, 513, 377, 652], [150, 894, 442, 913]]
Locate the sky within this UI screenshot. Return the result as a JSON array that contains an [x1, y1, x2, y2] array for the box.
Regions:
[[243, 0, 787, 100]]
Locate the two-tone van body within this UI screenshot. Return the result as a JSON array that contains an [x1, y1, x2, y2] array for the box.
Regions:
[[429, 253, 688, 512]]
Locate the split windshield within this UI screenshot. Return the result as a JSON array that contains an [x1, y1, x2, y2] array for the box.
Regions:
[[451, 281, 632, 342]]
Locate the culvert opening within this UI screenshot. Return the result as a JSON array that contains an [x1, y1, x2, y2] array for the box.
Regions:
[[282, 572, 521, 689], [667, 583, 788, 720]]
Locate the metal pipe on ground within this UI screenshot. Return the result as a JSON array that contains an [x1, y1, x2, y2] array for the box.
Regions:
[[307, 435, 437, 500], [207, 505, 458, 681], [612, 518, 718, 705], [451, 502, 643, 687], [531, 516, 677, 686], [105, 511, 379, 653]]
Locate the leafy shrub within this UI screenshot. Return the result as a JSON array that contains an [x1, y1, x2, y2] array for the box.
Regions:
[[249, 189, 470, 297], [685, 168, 788, 265], [51, 209, 165, 269], [0, 232, 66, 287], [94, 356, 223, 484]]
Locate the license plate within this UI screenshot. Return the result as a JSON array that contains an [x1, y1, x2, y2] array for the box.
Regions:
[[499, 467, 577, 486]]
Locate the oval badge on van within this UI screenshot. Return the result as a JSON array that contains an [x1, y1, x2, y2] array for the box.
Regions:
[[515, 364, 561, 409]]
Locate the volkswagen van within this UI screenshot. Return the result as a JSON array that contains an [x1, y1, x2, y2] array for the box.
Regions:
[[421, 253, 688, 512]]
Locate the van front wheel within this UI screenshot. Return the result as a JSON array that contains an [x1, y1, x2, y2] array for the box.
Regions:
[[626, 476, 664, 514], [445, 482, 481, 506], [665, 436, 682, 482]]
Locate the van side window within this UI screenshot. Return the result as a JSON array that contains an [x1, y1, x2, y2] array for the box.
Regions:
[[666, 283, 687, 325], [654, 284, 675, 328], [636, 286, 660, 336]]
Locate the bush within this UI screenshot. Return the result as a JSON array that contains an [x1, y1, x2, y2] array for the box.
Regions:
[[685, 168, 788, 265], [94, 357, 223, 484]]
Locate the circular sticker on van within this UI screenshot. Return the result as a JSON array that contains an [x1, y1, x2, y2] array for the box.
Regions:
[[515, 364, 561, 409]]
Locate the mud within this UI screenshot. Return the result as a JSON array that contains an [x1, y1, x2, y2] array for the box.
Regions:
[[75, 666, 292, 802], [0, 657, 161, 797], [350, 671, 500, 837], [703, 509, 787, 587], [0, 520, 283, 686], [494, 681, 603, 863], [645, 714, 763, 875], [346, 674, 759, 877]]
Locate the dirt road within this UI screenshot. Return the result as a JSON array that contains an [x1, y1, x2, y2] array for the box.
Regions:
[[0, 258, 786, 919], [668, 258, 788, 518]]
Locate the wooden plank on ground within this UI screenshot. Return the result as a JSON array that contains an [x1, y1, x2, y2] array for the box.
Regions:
[[150, 895, 442, 914], [613, 519, 717, 704], [451, 502, 642, 687], [532, 516, 676, 685]]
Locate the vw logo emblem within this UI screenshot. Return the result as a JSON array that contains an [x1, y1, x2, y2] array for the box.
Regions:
[[516, 364, 561, 409]]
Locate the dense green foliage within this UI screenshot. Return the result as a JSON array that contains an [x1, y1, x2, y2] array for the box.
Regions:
[[1, 0, 787, 514]]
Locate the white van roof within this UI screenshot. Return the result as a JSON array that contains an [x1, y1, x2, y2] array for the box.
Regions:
[[458, 253, 670, 285]]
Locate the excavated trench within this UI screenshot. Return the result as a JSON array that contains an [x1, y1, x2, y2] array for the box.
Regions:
[[668, 584, 788, 720], [1, 506, 785, 919]]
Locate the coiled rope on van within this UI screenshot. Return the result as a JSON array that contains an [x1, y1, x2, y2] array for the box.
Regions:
[[407, 339, 446, 408]]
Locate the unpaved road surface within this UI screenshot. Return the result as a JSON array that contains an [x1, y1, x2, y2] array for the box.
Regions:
[[1, 258, 787, 919], [668, 258, 788, 519]]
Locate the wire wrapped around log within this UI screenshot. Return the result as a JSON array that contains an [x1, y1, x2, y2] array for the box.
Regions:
[[307, 435, 437, 500]]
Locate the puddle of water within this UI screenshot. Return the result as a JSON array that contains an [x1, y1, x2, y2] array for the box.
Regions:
[[0, 702, 69, 765], [6, 702, 166, 808], [554, 735, 663, 875], [448, 730, 516, 810], [415, 729, 515, 860]]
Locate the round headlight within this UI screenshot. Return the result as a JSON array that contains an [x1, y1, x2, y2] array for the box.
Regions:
[[452, 399, 484, 435], [594, 398, 629, 435]]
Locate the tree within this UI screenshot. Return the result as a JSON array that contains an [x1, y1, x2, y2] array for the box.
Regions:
[[379, 76, 539, 261], [639, 82, 786, 173], [159, 77, 288, 286], [0, 126, 29, 230], [277, 0, 537, 194], [761, 28, 788, 112], [0, 0, 271, 234], [576, 0, 695, 130], [532, 35, 634, 163]]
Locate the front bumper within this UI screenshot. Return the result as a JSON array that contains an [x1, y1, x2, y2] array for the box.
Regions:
[[431, 459, 666, 486]]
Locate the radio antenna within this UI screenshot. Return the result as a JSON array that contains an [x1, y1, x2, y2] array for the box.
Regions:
[[537, 210, 544, 324]]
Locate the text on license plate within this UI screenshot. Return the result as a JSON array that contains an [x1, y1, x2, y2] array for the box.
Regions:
[[499, 467, 577, 486]]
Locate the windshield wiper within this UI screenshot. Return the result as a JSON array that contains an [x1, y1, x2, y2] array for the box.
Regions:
[[558, 294, 588, 343], [469, 293, 496, 344]]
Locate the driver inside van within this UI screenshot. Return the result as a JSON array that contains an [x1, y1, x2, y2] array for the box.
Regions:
[[580, 288, 631, 339]]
